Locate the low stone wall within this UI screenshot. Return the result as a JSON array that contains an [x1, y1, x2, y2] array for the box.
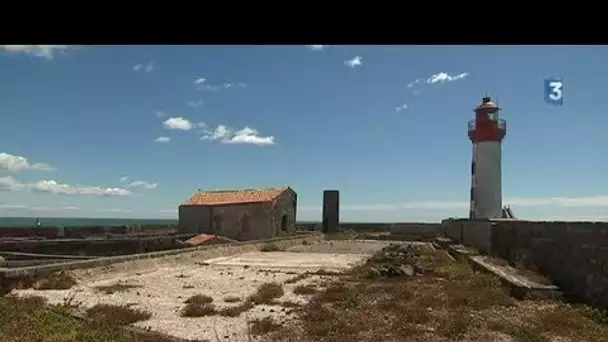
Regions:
[[298, 222, 443, 236], [0, 225, 178, 239], [0, 235, 191, 257], [491, 220, 608, 309], [444, 219, 493, 254], [0, 233, 324, 288], [444, 218, 608, 309]]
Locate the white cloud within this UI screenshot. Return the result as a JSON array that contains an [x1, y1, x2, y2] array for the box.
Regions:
[[155, 111, 167, 118], [125, 180, 158, 190], [0, 176, 25, 191], [31, 180, 131, 196], [0, 176, 131, 196], [133, 61, 154, 72], [0, 45, 69, 59], [396, 104, 408, 112], [196, 80, 246, 92], [187, 100, 203, 108], [407, 79, 421, 88], [307, 45, 328, 51], [155, 136, 171, 143], [0, 204, 29, 209], [227, 127, 276, 145], [0, 152, 53, 173], [201, 125, 275, 146], [223, 82, 247, 89], [102, 208, 133, 213], [163, 117, 193, 131], [201, 125, 231, 141], [0, 204, 80, 212], [120, 176, 128, 182], [344, 56, 363, 68], [300, 195, 608, 212], [426, 72, 469, 84]]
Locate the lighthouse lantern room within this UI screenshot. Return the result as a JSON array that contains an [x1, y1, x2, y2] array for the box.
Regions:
[[468, 96, 507, 219]]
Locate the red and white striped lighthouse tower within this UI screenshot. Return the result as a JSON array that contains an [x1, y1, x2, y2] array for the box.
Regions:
[[468, 96, 507, 219]]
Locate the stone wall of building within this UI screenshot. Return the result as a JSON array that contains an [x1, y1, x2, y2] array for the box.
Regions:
[[179, 193, 297, 241], [491, 220, 608, 308], [271, 189, 298, 235]]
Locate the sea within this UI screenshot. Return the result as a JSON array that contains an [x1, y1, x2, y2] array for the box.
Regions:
[[0, 217, 321, 228], [0, 217, 178, 228]]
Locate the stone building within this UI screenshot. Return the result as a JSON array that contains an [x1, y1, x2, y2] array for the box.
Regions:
[[178, 187, 297, 241]]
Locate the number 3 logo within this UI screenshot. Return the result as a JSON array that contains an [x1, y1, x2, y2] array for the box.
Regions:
[[548, 81, 563, 101]]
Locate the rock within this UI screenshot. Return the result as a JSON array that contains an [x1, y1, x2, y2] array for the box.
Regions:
[[398, 264, 414, 277], [367, 267, 382, 279]]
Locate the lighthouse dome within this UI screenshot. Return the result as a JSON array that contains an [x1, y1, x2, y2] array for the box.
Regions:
[[476, 96, 499, 110]]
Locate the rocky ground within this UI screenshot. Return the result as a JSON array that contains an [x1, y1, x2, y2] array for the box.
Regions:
[[10, 241, 394, 341]]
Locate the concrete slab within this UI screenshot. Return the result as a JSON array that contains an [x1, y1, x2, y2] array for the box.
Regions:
[[204, 252, 366, 270]]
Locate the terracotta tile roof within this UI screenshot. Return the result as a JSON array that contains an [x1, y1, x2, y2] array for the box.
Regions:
[[182, 187, 289, 206], [185, 234, 237, 246]]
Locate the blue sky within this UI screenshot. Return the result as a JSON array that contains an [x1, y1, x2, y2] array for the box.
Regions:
[[0, 45, 607, 222]]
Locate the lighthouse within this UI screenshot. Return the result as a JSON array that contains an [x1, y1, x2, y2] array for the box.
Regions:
[[468, 96, 507, 219]]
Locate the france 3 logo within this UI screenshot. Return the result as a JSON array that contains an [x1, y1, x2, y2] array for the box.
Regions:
[[545, 77, 563, 106]]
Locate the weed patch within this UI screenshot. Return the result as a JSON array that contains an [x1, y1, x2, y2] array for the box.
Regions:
[[248, 282, 284, 305], [260, 243, 283, 252], [249, 317, 282, 336], [293, 285, 317, 295], [34, 272, 77, 290], [223, 296, 241, 303], [263, 244, 608, 342], [94, 283, 141, 295], [86, 304, 152, 326]]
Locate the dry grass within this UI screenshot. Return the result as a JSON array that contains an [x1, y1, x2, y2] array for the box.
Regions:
[[33, 272, 77, 290], [181, 302, 217, 317], [293, 285, 317, 295], [86, 304, 152, 326], [486, 256, 552, 285], [223, 296, 242, 303], [217, 301, 254, 317], [249, 317, 283, 336], [258, 245, 608, 342], [4, 243, 607, 342], [184, 294, 214, 305], [0, 295, 193, 341], [94, 282, 142, 295], [284, 273, 309, 284], [260, 243, 283, 252], [181, 294, 216, 317], [248, 282, 284, 305]]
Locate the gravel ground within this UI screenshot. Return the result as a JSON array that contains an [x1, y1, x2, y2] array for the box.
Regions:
[[12, 248, 376, 341]]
